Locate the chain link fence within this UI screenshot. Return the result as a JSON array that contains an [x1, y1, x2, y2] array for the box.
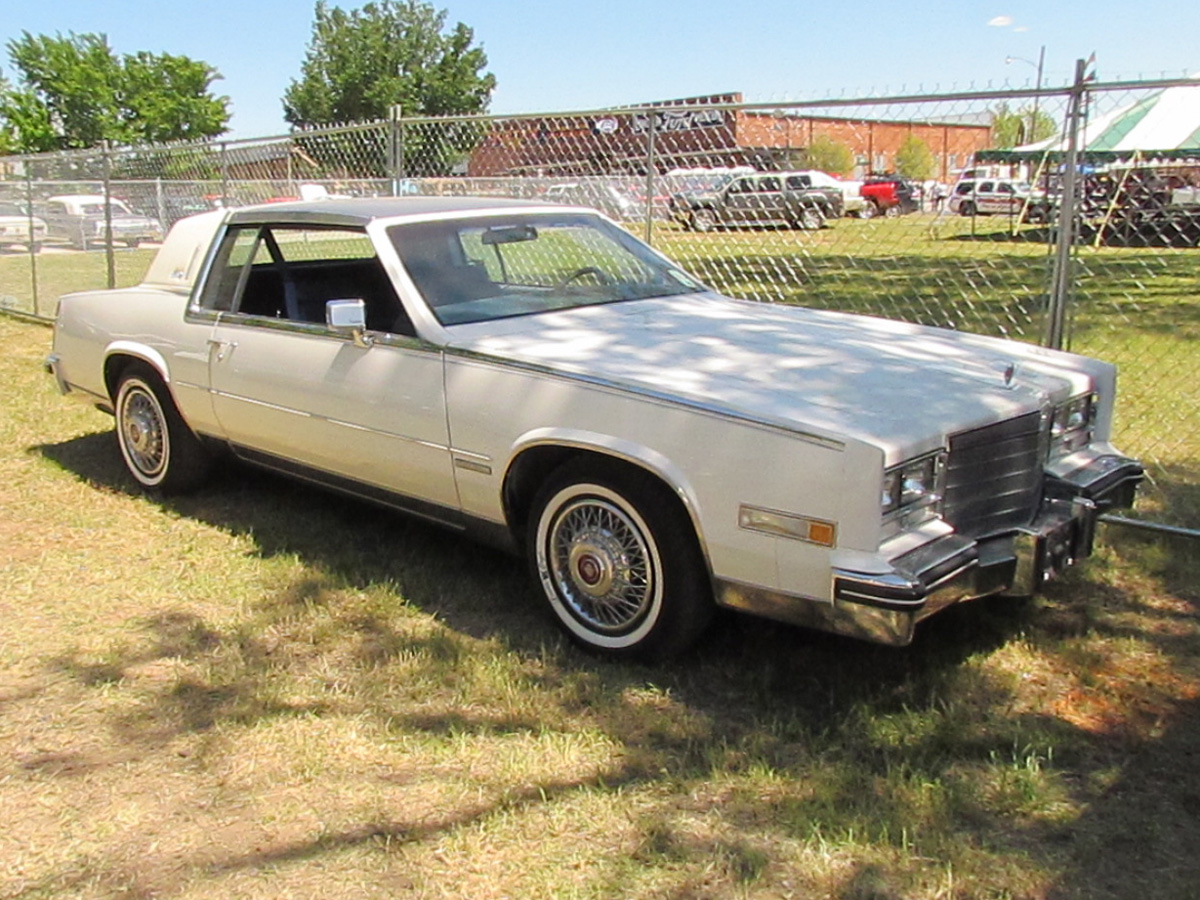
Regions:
[[2, 78, 1196, 530]]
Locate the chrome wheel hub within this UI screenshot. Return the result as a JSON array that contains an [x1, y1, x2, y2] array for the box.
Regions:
[[122, 389, 165, 476], [549, 498, 653, 633]]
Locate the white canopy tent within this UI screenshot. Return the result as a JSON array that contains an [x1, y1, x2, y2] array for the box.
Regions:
[[1015, 75, 1200, 157]]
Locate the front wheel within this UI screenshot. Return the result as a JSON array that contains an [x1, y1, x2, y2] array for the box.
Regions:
[[528, 460, 713, 659], [857, 201, 878, 220], [114, 363, 211, 493], [798, 207, 825, 230]]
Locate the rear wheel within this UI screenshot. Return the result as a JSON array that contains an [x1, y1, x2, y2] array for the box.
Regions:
[[798, 207, 825, 230], [114, 363, 210, 494], [528, 459, 713, 659], [858, 201, 879, 220], [690, 208, 717, 233]]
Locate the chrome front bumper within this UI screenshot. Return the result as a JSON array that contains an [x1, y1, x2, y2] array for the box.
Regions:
[[719, 454, 1144, 647]]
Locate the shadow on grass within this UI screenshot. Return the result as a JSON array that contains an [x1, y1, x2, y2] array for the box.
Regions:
[[30, 427, 1200, 900]]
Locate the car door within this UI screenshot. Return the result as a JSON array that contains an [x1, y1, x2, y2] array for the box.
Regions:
[[723, 177, 760, 226], [201, 222, 460, 513], [755, 175, 786, 223], [976, 181, 1000, 214], [992, 181, 1019, 215], [35, 200, 74, 244]]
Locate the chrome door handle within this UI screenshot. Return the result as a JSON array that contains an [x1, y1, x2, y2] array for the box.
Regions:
[[207, 338, 237, 361]]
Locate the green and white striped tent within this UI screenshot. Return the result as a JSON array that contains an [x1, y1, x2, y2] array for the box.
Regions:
[[986, 76, 1200, 161]]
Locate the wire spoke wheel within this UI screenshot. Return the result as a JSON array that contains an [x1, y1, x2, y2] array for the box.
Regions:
[[113, 363, 210, 494], [117, 377, 170, 484], [528, 461, 713, 659], [547, 496, 657, 635]]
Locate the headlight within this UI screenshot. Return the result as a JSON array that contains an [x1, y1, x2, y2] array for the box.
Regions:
[[1050, 393, 1096, 457], [882, 453, 943, 519]]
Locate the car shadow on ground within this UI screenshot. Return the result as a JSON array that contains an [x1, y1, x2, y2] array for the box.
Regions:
[[31, 427, 1200, 898], [35, 428, 1030, 681]]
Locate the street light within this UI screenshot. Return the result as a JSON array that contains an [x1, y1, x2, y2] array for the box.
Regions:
[[1006, 46, 1046, 145]]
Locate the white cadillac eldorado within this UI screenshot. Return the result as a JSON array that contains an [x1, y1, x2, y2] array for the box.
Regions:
[[46, 197, 1143, 658]]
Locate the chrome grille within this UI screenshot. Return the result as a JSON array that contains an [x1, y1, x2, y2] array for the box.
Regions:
[[942, 412, 1044, 538]]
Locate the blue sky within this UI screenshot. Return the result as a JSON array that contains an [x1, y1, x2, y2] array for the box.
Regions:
[[1, 0, 1198, 138]]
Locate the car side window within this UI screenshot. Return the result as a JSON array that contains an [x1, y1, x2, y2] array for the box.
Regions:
[[759, 177, 781, 192], [979, 182, 995, 193], [955, 183, 973, 196], [200, 224, 414, 336]]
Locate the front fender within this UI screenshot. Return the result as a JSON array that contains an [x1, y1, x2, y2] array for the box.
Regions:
[[506, 427, 709, 555]]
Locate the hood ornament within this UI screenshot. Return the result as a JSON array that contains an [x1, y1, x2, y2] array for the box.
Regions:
[[1001, 361, 1017, 388]]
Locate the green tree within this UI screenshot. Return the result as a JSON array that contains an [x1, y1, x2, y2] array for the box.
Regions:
[[799, 135, 855, 176], [284, 0, 495, 126], [118, 51, 231, 144], [895, 134, 935, 181], [0, 31, 229, 152], [991, 102, 1057, 149]]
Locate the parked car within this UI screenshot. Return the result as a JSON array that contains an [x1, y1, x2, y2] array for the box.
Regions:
[[670, 171, 843, 231], [543, 182, 643, 221], [33, 194, 164, 249], [949, 178, 1052, 223], [0, 201, 48, 252], [787, 170, 870, 217], [47, 197, 1142, 659], [860, 176, 918, 218]]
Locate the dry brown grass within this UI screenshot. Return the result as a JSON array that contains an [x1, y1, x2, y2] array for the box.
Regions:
[[2, 315, 1198, 899]]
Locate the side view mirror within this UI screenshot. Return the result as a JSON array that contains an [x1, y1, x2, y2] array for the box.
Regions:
[[326, 298, 371, 346]]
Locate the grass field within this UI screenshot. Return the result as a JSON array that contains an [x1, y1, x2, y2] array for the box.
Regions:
[[1, 305, 1199, 899]]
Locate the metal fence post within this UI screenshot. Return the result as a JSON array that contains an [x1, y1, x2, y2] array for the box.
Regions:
[[1045, 59, 1088, 350], [24, 164, 39, 317], [154, 177, 165, 230], [102, 141, 116, 290], [389, 106, 404, 196], [220, 141, 230, 206], [643, 107, 658, 246]]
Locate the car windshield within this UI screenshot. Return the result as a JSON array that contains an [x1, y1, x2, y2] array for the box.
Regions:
[[388, 213, 705, 326], [0, 202, 25, 216]]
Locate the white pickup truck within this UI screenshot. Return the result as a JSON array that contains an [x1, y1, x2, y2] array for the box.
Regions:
[[789, 170, 869, 217]]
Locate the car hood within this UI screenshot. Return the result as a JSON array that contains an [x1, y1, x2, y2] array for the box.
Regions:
[[448, 294, 1104, 461]]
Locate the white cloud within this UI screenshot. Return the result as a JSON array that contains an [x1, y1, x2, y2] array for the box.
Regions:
[[988, 15, 1014, 26]]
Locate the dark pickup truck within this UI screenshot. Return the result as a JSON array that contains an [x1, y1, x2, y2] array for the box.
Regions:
[[670, 171, 843, 231]]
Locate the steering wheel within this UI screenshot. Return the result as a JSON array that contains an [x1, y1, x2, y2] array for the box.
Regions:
[[558, 266, 611, 288]]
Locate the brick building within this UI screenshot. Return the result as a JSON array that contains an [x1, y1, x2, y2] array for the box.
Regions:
[[467, 94, 993, 181]]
